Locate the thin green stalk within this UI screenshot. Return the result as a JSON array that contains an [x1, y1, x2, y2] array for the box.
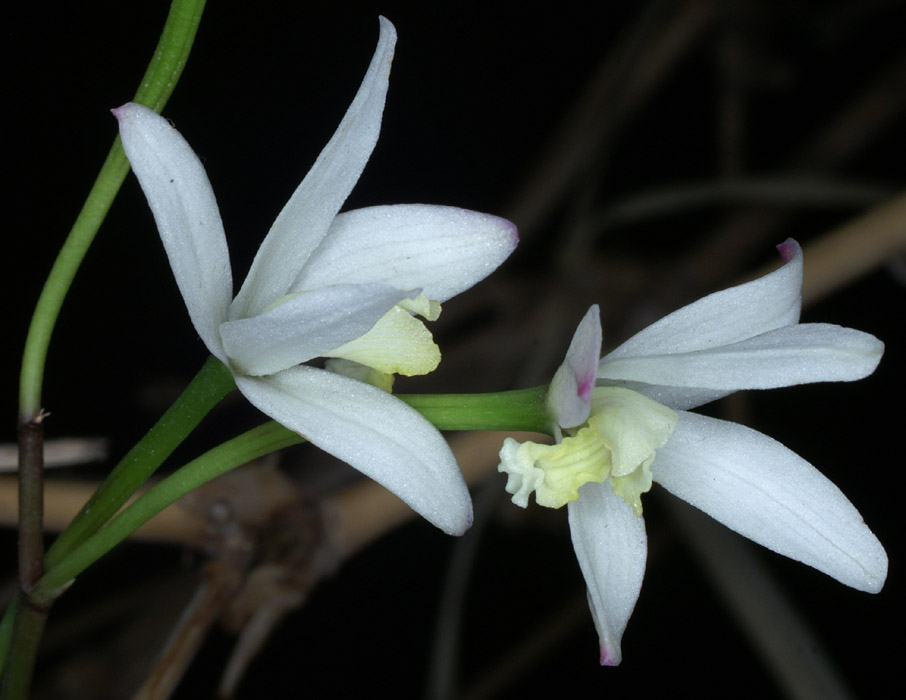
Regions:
[[0, 601, 18, 679], [0, 604, 46, 700], [400, 386, 552, 433], [5, 3, 208, 695], [38, 386, 553, 595], [38, 422, 305, 594], [45, 356, 235, 570], [19, 0, 207, 420]]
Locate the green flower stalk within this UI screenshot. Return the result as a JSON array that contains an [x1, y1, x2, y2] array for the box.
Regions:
[[4, 2, 207, 697]]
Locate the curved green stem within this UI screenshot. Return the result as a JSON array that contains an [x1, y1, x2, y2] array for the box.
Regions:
[[4, 379, 550, 689], [5, 3, 208, 696], [45, 356, 235, 570], [37, 385, 553, 596], [19, 0, 206, 421], [37, 422, 304, 594]]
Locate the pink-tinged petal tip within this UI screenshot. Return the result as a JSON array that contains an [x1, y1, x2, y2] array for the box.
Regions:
[[505, 219, 520, 246], [777, 238, 801, 262], [600, 646, 621, 666], [110, 102, 140, 122]]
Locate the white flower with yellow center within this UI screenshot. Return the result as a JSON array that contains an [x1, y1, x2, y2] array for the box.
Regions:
[[499, 240, 886, 664], [116, 17, 517, 536]]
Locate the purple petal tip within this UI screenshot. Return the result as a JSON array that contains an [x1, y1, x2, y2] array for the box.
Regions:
[[776, 238, 800, 262], [600, 647, 621, 666]]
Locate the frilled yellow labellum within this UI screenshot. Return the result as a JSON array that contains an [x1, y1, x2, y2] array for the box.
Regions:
[[498, 387, 678, 513], [325, 296, 442, 376], [499, 428, 611, 508]]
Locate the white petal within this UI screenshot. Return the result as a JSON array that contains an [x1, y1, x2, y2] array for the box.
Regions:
[[234, 367, 473, 535], [220, 284, 410, 376], [294, 204, 518, 302], [602, 381, 732, 411], [231, 17, 397, 319], [653, 412, 887, 593], [548, 306, 602, 429], [115, 103, 232, 360], [598, 323, 883, 390], [568, 482, 647, 666], [600, 239, 802, 365]]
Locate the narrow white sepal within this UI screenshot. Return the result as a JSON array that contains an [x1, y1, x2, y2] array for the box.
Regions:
[[598, 323, 884, 390], [220, 283, 412, 376], [294, 204, 519, 302], [601, 381, 733, 412], [601, 240, 802, 365], [653, 411, 888, 593], [114, 103, 232, 361], [568, 481, 647, 666], [234, 367, 473, 535], [231, 17, 398, 319], [548, 305, 602, 429]]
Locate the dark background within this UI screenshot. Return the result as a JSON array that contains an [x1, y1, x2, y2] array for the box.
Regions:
[[3, 1, 903, 698]]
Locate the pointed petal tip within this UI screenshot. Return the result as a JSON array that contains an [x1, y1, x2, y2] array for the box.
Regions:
[[854, 542, 887, 594], [447, 504, 474, 537], [111, 102, 141, 122], [600, 646, 621, 666], [473, 211, 519, 252], [376, 15, 398, 55], [436, 493, 474, 537], [504, 217, 520, 246], [377, 15, 396, 34], [777, 238, 801, 262]]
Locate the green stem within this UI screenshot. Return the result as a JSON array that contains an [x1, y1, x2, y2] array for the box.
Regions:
[[19, 0, 206, 421], [37, 386, 553, 595], [400, 386, 552, 433], [37, 422, 304, 594], [6, 4, 208, 694], [0, 602, 18, 679], [45, 356, 235, 570], [0, 604, 46, 700], [132, 0, 208, 112]]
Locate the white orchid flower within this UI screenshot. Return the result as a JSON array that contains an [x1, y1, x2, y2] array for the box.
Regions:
[[499, 240, 886, 664], [116, 17, 517, 536]]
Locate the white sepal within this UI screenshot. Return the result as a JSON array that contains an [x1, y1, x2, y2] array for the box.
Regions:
[[114, 103, 232, 361], [598, 323, 883, 390], [601, 240, 802, 365], [295, 204, 518, 302], [235, 366, 473, 535], [231, 17, 398, 319], [568, 482, 647, 666], [653, 411, 887, 593]]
